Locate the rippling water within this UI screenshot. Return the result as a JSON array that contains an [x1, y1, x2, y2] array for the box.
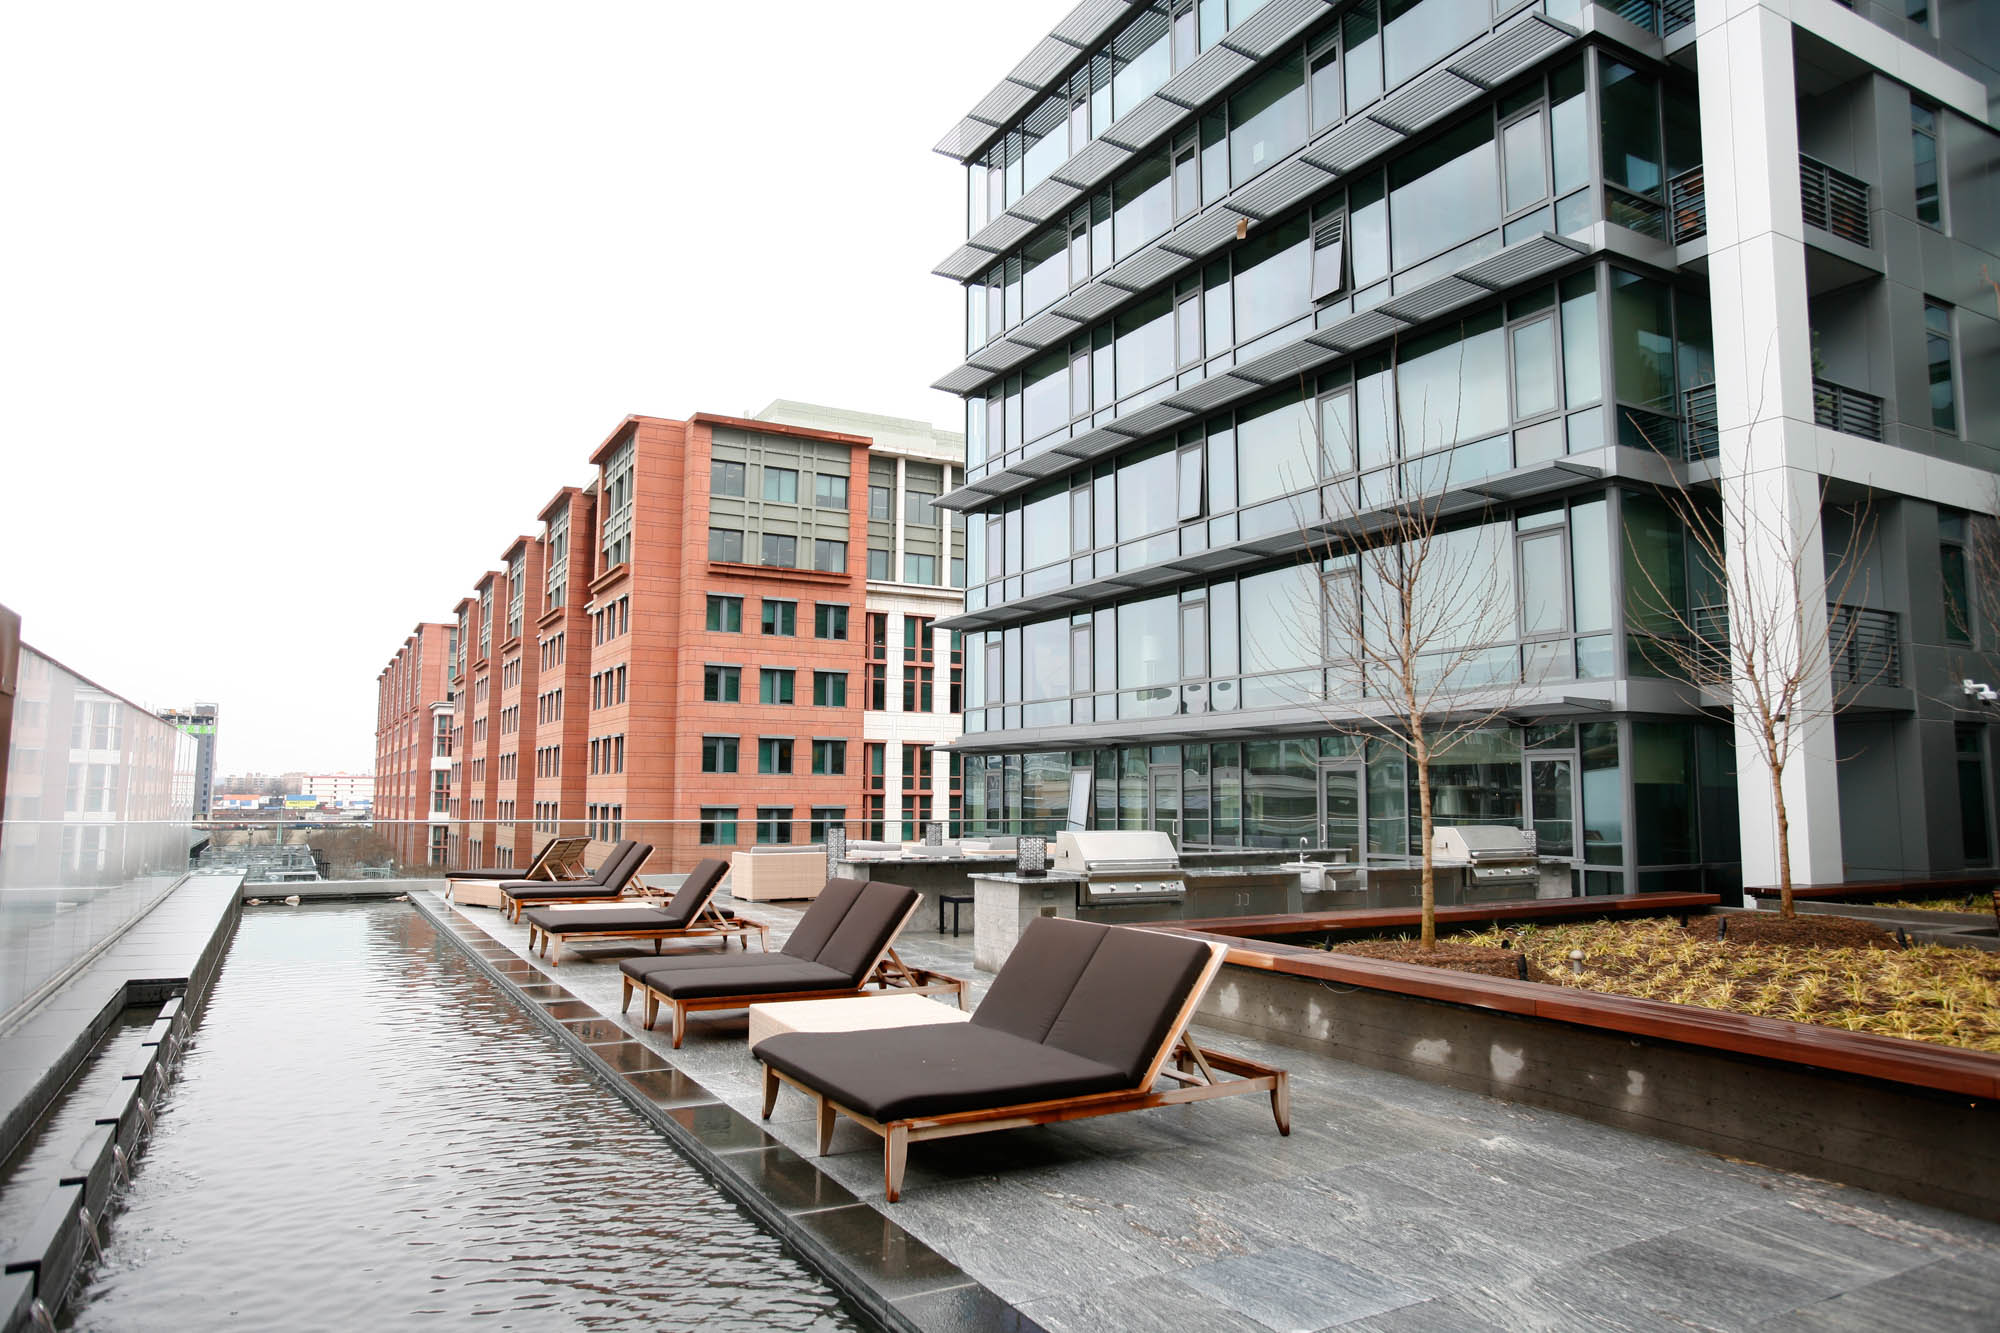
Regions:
[[66, 903, 865, 1331]]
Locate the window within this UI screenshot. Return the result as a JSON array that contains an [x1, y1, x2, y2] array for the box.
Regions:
[[814, 604, 848, 639], [1912, 102, 1941, 228], [1958, 725, 1989, 862], [903, 616, 936, 712], [762, 467, 799, 502], [1229, 53, 1307, 187], [864, 744, 886, 841], [813, 671, 848, 707], [1390, 115, 1498, 271], [906, 489, 938, 527], [868, 485, 891, 519], [812, 739, 847, 775], [699, 807, 738, 846], [814, 539, 847, 573], [1941, 511, 1972, 645], [703, 665, 740, 702], [1927, 300, 1957, 432], [701, 735, 738, 773], [866, 613, 889, 709], [706, 595, 742, 632], [708, 528, 744, 562], [756, 807, 794, 844], [814, 473, 848, 508], [758, 738, 794, 774], [710, 459, 745, 496], [904, 553, 938, 584], [761, 600, 797, 636], [759, 668, 795, 705], [867, 548, 891, 580], [760, 533, 798, 568], [809, 807, 847, 843]]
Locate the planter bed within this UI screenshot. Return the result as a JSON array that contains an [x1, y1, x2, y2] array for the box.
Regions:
[[1179, 926, 2000, 1221]]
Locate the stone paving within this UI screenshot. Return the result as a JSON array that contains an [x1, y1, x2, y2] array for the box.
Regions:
[[441, 885, 2000, 1332]]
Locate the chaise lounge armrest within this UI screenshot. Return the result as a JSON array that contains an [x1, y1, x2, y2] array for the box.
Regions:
[[756, 1024, 1127, 1122]]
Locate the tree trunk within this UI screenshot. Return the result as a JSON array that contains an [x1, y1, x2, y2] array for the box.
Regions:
[[1774, 779, 1794, 919], [1417, 741, 1435, 951]]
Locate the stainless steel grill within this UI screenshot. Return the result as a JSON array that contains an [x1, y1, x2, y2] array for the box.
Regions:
[[1054, 831, 1188, 906], [1431, 826, 1539, 891]]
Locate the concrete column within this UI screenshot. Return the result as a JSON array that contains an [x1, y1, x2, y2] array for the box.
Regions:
[[1698, 3, 1845, 886], [893, 457, 908, 580]]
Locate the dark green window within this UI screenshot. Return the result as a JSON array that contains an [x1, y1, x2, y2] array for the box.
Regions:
[[702, 665, 739, 703], [758, 738, 793, 775], [705, 595, 741, 632], [759, 669, 795, 705], [699, 807, 737, 845], [812, 740, 846, 775], [701, 736, 738, 774], [756, 807, 794, 844], [813, 671, 847, 707], [815, 604, 849, 639], [1927, 301, 1956, 432], [761, 600, 796, 636]]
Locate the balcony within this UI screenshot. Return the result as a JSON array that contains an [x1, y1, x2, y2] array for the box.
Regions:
[[1829, 604, 1901, 689], [1668, 166, 1706, 245], [1813, 378, 1885, 441], [1800, 155, 1871, 247], [1682, 384, 1719, 460]]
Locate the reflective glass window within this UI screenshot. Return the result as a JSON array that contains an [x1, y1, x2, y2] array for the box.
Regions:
[[1112, 7, 1171, 121], [1343, 3, 1381, 109], [813, 473, 847, 509], [1022, 226, 1068, 317], [1229, 54, 1307, 186], [1927, 300, 1956, 431], [1236, 387, 1316, 506], [1349, 172, 1388, 286], [762, 467, 798, 503], [1512, 316, 1558, 419], [1912, 102, 1941, 227], [1117, 445, 1178, 541], [1610, 268, 1676, 423], [1502, 112, 1548, 213], [1113, 152, 1173, 261], [1117, 593, 1178, 688], [1022, 350, 1069, 442], [1023, 618, 1071, 700], [1115, 293, 1176, 396], [1024, 485, 1068, 564], [1232, 215, 1311, 340], [1559, 271, 1601, 407], [1388, 117, 1497, 270], [710, 460, 745, 496], [1550, 59, 1588, 197], [1383, 0, 1484, 89], [1397, 310, 1506, 452], [1601, 61, 1662, 196]]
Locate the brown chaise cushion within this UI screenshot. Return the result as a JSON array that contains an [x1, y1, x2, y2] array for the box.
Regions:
[[970, 917, 1113, 1044], [778, 878, 867, 960], [526, 901, 738, 935], [813, 882, 920, 981], [1042, 926, 1213, 1085], [617, 957, 848, 999], [657, 858, 728, 929], [505, 841, 648, 896], [756, 1024, 1127, 1122]]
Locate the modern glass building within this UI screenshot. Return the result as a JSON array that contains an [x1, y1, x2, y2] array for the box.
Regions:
[[934, 0, 1998, 896]]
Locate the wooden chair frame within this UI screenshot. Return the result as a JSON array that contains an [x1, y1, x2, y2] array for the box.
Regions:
[[526, 900, 771, 967], [444, 835, 589, 903], [503, 870, 653, 923], [619, 899, 966, 1048], [756, 942, 1291, 1201]]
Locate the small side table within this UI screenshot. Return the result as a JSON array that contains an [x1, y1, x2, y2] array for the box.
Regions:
[[747, 992, 970, 1050], [938, 893, 973, 937]]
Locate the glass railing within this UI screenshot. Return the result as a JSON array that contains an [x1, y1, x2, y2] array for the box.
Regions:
[[0, 820, 201, 1028]]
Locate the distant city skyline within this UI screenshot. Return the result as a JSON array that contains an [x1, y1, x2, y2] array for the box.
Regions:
[[1, 0, 1070, 774]]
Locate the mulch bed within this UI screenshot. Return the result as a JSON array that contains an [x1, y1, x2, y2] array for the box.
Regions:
[[1334, 938, 1554, 983], [1687, 912, 1899, 950]]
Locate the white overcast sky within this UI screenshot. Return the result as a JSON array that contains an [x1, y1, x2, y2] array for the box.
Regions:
[[2, 0, 1072, 778]]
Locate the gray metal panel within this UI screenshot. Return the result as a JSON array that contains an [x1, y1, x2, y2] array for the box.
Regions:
[[1053, 0, 1137, 47], [935, 117, 1003, 161], [1011, 35, 1082, 89], [1454, 232, 1589, 289], [1163, 372, 1262, 413], [978, 212, 1038, 253], [1161, 205, 1251, 258], [1099, 93, 1186, 152], [934, 243, 1000, 282], [1302, 117, 1403, 174], [1376, 275, 1486, 324], [1056, 425, 1126, 459], [1109, 402, 1195, 437], [1009, 176, 1080, 225], [931, 364, 996, 395], [1368, 69, 1483, 136], [1232, 334, 1345, 385], [1231, 158, 1338, 220], [1052, 136, 1134, 191], [1447, 12, 1576, 89], [1015, 446, 1080, 480], [1311, 307, 1411, 351], [1016, 307, 1086, 348], [971, 80, 1038, 128], [1157, 43, 1255, 109], [1102, 245, 1188, 293], [1220, 0, 1329, 60], [969, 339, 1039, 374], [1052, 281, 1132, 324]]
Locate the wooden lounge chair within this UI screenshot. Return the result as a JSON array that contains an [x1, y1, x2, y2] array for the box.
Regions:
[[618, 879, 964, 1048], [444, 835, 590, 906], [499, 841, 650, 922], [522, 858, 768, 966], [755, 916, 1290, 1202]]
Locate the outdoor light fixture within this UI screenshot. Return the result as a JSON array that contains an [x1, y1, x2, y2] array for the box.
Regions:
[[1017, 835, 1048, 878]]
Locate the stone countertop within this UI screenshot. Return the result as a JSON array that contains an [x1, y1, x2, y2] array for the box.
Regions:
[[967, 871, 1085, 885]]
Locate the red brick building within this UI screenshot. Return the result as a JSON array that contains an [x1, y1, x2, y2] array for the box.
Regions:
[[372, 623, 453, 865], [392, 403, 965, 873]]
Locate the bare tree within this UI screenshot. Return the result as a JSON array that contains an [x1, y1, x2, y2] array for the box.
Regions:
[[1621, 435, 1875, 919], [1262, 345, 1543, 951]]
